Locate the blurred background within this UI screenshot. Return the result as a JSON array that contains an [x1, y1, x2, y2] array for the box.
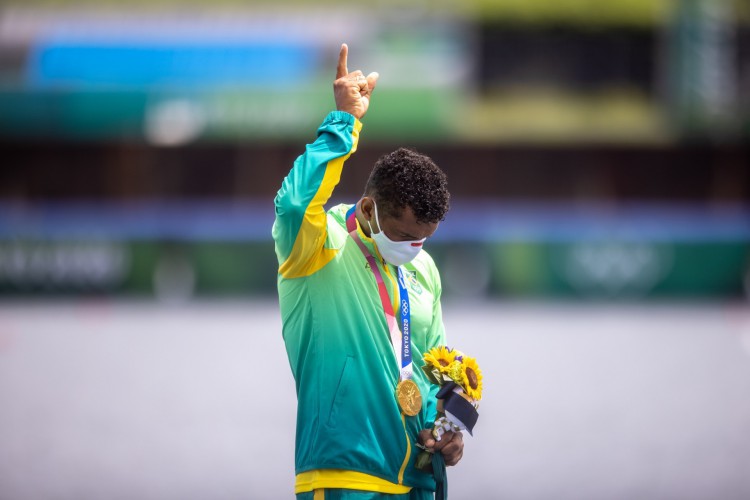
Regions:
[[1, 0, 749, 499], [0, 0, 749, 300]]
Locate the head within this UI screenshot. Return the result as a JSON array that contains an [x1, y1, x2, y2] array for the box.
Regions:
[[358, 148, 449, 262]]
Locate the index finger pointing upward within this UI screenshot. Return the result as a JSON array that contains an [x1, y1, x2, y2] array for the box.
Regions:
[[336, 43, 348, 79]]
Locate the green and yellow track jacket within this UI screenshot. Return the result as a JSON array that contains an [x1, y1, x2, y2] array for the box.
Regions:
[[273, 111, 446, 494]]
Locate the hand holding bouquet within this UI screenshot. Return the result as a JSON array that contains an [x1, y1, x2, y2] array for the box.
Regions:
[[416, 346, 483, 472]]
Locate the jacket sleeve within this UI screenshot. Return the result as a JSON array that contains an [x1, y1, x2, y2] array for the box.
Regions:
[[424, 271, 446, 425], [272, 111, 362, 279]]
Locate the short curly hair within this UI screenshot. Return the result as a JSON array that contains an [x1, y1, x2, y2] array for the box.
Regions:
[[363, 148, 450, 224]]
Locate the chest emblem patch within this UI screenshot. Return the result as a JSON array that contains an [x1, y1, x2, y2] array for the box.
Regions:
[[405, 270, 423, 295]]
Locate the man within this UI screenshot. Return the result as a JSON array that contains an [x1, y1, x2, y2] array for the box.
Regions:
[[273, 44, 463, 500]]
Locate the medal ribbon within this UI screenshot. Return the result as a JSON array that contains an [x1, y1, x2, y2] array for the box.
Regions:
[[347, 206, 413, 381]]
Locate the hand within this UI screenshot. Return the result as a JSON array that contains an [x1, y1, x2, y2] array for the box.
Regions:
[[333, 43, 379, 120], [419, 429, 464, 467]]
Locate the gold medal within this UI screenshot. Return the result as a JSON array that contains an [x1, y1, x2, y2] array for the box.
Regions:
[[396, 379, 422, 417]]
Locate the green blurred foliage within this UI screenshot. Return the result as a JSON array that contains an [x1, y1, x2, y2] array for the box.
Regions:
[[5, 0, 748, 25]]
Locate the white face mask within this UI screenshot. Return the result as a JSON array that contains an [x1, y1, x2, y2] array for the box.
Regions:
[[367, 200, 426, 266]]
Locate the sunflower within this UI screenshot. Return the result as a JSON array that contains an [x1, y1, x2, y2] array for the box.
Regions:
[[423, 346, 457, 374], [458, 357, 483, 401]]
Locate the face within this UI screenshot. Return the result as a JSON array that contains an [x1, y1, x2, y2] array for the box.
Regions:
[[361, 197, 439, 241]]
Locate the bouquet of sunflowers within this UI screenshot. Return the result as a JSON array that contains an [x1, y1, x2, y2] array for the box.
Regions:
[[421, 346, 483, 441], [416, 346, 483, 478], [416, 346, 482, 499]]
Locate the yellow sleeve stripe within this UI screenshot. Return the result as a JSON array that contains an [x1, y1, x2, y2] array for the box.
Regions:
[[279, 120, 362, 279], [295, 470, 412, 495]]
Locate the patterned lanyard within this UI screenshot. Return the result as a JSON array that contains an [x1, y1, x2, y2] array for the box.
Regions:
[[346, 206, 413, 381]]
